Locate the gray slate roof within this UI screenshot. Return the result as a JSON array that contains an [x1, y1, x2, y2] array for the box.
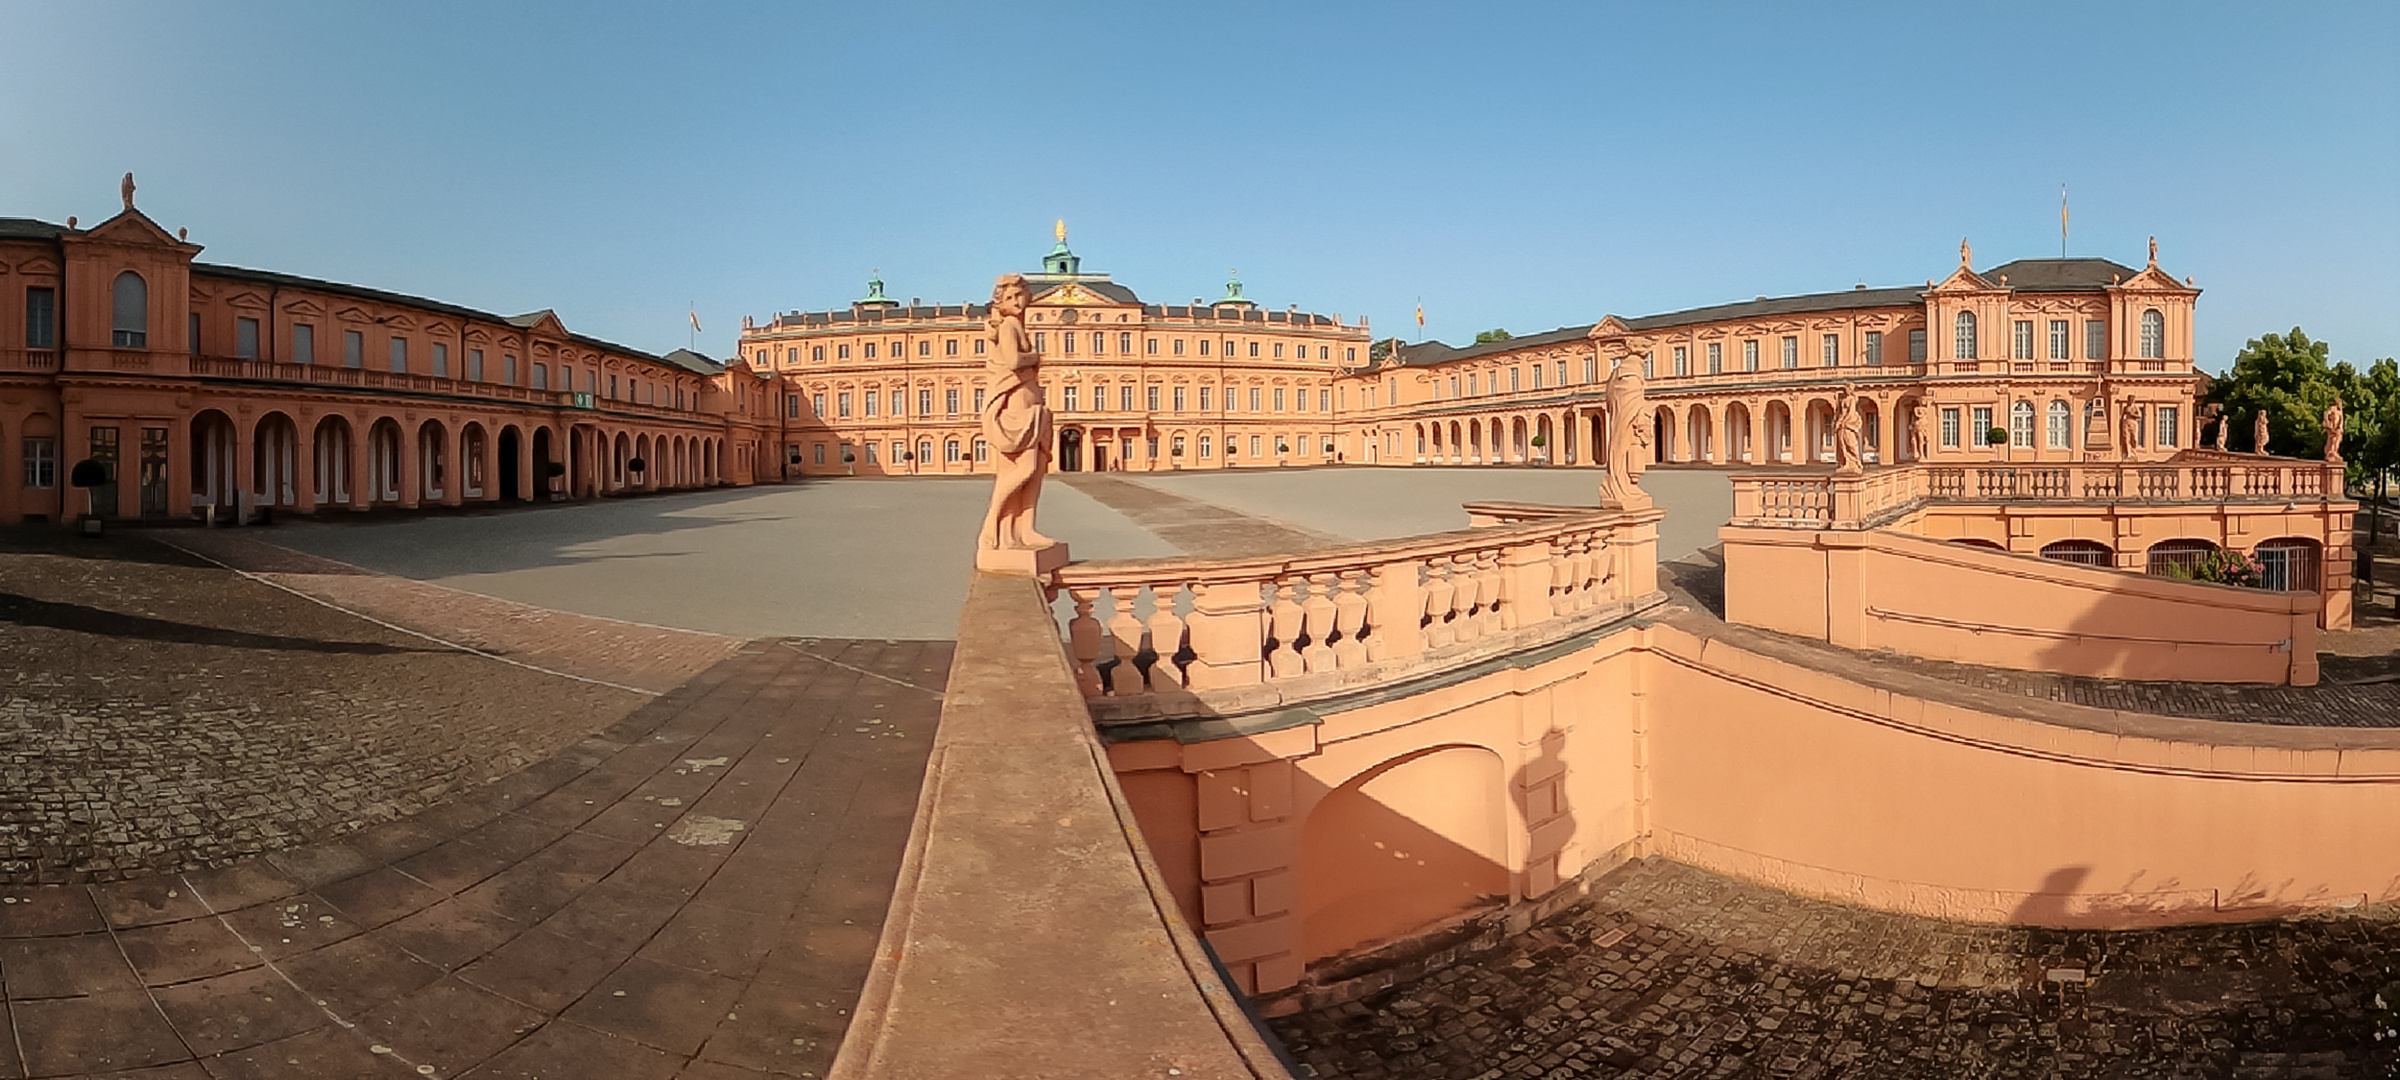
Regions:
[[0, 218, 68, 240], [195, 263, 680, 369], [1979, 258, 2143, 292]]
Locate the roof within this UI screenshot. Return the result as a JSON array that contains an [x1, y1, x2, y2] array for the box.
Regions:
[[1033, 279, 1142, 305], [0, 217, 68, 240], [1978, 258, 2143, 292], [193, 263, 683, 370], [659, 348, 723, 375], [1392, 323, 1596, 367], [1620, 286, 1928, 332]]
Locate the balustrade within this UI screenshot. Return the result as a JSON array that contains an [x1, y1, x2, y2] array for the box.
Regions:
[[178, 356, 697, 413], [1734, 458, 2346, 529], [1050, 509, 1656, 707]]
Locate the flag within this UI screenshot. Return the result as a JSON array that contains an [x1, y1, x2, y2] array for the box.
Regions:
[[1415, 303, 1425, 329], [2060, 185, 2069, 254], [688, 309, 703, 334]]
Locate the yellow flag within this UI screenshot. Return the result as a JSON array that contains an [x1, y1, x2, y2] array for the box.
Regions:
[[1415, 304, 1425, 328]]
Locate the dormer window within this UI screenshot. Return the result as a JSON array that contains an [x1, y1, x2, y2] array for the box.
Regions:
[[1953, 311, 1977, 360], [111, 271, 148, 347]]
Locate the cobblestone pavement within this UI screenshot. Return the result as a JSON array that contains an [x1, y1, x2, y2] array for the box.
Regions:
[[0, 635, 949, 1079], [1270, 858, 2400, 1079], [0, 530, 707, 884], [1059, 473, 1350, 556], [1661, 554, 2400, 729]]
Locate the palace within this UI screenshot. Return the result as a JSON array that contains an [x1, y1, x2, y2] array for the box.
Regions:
[[0, 184, 784, 526], [749, 232, 2204, 479]]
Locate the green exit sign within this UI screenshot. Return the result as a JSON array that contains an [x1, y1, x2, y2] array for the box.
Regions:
[[572, 392, 595, 409]]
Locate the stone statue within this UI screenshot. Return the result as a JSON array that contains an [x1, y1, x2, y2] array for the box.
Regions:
[[1833, 386, 1863, 475], [1908, 400, 1931, 461], [2212, 404, 2230, 451], [976, 274, 1058, 562], [2323, 399, 2345, 463], [121, 172, 135, 211], [2116, 396, 2143, 458], [1598, 364, 1652, 511], [2254, 408, 2271, 457]]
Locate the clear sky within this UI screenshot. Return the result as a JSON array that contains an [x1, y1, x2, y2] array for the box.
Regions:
[[4, 1, 2393, 373]]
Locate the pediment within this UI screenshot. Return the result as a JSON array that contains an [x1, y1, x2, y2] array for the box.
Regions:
[[334, 306, 376, 324], [82, 210, 196, 251], [282, 298, 326, 317], [463, 326, 492, 342], [224, 290, 270, 310], [2111, 264, 2195, 293], [1587, 315, 1631, 338], [512, 310, 569, 337], [382, 313, 420, 332], [422, 320, 454, 337], [1927, 264, 2000, 293], [14, 257, 59, 276], [1029, 282, 1118, 307]]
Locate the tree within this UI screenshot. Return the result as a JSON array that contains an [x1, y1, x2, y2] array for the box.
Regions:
[[1367, 338, 1398, 367], [1473, 328, 1514, 345], [2334, 356, 2400, 535], [2205, 328, 2342, 456]]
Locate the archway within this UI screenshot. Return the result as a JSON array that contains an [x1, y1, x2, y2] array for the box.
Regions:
[[188, 409, 239, 514], [367, 418, 404, 505], [611, 431, 632, 491], [416, 419, 449, 502], [1059, 427, 1084, 472], [533, 426, 558, 497], [1685, 405, 1714, 463], [1533, 414, 1553, 464], [1652, 406, 1675, 464], [314, 416, 355, 507], [1764, 401, 1794, 462], [498, 426, 523, 501], [2145, 538, 2218, 577], [1725, 402, 1754, 463], [2038, 539, 2113, 567], [253, 412, 299, 509], [1301, 745, 1511, 962], [1802, 399, 1836, 463], [460, 423, 488, 500]]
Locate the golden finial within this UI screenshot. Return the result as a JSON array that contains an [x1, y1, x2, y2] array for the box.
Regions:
[[1055, 219, 1067, 243]]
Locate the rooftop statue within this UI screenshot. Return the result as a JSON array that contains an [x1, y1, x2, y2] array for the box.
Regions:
[[1833, 386, 1863, 476], [2323, 398, 2344, 464], [2255, 409, 2271, 457], [975, 274, 1061, 568], [2213, 404, 2231, 451], [121, 172, 135, 211], [1598, 364, 1652, 511]]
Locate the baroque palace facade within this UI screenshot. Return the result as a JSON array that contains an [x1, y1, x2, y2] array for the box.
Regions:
[[0, 183, 785, 526], [751, 235, 2203, 478]]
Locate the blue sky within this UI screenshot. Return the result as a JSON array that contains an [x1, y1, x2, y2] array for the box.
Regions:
[[3, 1, 2393, 372]]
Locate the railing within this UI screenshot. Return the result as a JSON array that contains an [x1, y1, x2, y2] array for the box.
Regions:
[[1741, 459, 2340, 529], [181, 356, 688, 412], [1049, 508, 1661, 712], [0, 348, 60, 373]]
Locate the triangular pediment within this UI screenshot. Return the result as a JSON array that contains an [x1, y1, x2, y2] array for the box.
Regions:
[[282, 298, 326, 317], [1029, 282, 1119, 307], [2111, 264, 2195, 293], [1587, 315, 1631, 338], [1927, 264, 2000, 293], [334, 306, 375, 324], [509, 309, 568, 337], [13, 257, 59, 276], [82, 210, 196, 252], [382, 313, 420, 332], [224, 290, 270, 310]]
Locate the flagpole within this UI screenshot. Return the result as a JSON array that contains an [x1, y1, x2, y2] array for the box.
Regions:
[[2060, 185, 2068, 258]]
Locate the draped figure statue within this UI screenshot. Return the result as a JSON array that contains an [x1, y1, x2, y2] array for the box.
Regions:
[[1598, 365, 1652, 510], [2254, 409, 2271, 457], [2323, 399, 2345, 463], [977, 274, 1057, 555], [1833, 386, 1863, 476]]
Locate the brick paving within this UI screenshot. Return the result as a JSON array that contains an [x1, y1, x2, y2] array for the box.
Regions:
[[0, 634, 949, 1079], [1661, 553, 2400, 729], [0, 531, 678, 884], [1059, 472, 1349, 556], [1269, 857, 2400, 1079]]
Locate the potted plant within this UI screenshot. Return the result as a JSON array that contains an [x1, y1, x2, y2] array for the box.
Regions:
[[626, 457, 646, 489], [1530, 432, 1548, 464], [69, 458, 110, 536], [1985, 426, 2009, 449]]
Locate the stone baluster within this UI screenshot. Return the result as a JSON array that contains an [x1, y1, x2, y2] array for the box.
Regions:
[[1105, 587, 1148, 695], [1449, 553, 1486, 644], [1300, 573, 1340, 674], [1066, 586, 1105, 697], [1501, 537, 1554, 631], [1182, 579, 1267, 691], [1145, 584, 1189, 690], [1266, 578, 1306, 680], [1475, 549, 1507, 637], [1329, 570, 1370, 668], [1423, 559, 1459, 649], [1366, 559, 1424, 661]]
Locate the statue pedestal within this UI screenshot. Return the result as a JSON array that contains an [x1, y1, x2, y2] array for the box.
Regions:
[[975, 542, 1069, 577]]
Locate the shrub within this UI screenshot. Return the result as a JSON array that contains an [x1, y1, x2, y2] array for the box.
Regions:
[[1984, 426, 2010, 446], [2162, 548, 2262, 588], [69, 459, 110, 488]]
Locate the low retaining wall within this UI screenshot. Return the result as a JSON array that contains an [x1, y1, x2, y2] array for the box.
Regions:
[[1721, 524, 2320, 685]]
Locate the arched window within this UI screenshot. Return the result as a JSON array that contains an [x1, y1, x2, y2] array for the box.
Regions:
[[2009, 400, 2035, 447], [111, 271, 148, 347], [2039, 539, 2113, 567], [2046, 400, 2073, 449], [2253, 538, 2321, 592], [2146, 538, 2218, 577], [1953, 311, 1977, 360], [2139, 309, 2165, 359]]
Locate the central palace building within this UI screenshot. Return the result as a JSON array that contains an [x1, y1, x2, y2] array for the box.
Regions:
[[0, 184, 2205, 526], [745, 232, 2202, 479]]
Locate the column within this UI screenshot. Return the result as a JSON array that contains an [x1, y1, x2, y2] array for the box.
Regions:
[[293, 420, 318, 514], [233, 415, 258, 523]]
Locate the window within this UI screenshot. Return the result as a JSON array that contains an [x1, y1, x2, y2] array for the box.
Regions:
[[785, 347, 797, 366], [1953, 311, 1977, 359], [1120, 332, 1133, 354], [1197, 339, 1208, 356], [388, 337, 408, 373], [1249, 387, 1263, 411], [1672, 346, 1688, 377], [1147, 385, 1160, 411], [111, 271, 147, 347], [235, 317, 261, 360], [2155, 405, 2181, 448], [468, 348, 484, 381], [1060, 333, 1073, 355], [889, 340, 901, 357], [1200, 386, 1211, 410], [1555, 360, 1566, 385], [945, 439, 962, 463], [837, 392, 852, 417], [1249, 341, 1260, 358], [1147, 437, 1160, 459], [532, 362, 548, 389], [786, 394, 800, 419], [919, 389, 933, 415], [431, 342, 448, 376], [864, 342, 879, 359], [813, 393, 827, 417], [1742, 340, 1759, 372], [1706, 343, 1722, 374], [1509, 368, 1520, 391], [1147, 338, 1160, 355], [1780, 337, 1797, 369], [2009, 401, 2035, 447], [2086, 320, 2107, 360], [293, 324, 315, 364], [838, 344, 851, 360], [1173, 339, 1186, 356], [942, 339, 957, 357], [973, 388, 986, 411], [1642, 356, 1654, 379], [973, 339, 985, 355], [1822, 333, 1841, 367], [1199, 435, 1212, 458], [1864, 331, 1882, 366], [1320, 389, 1331, 411], [24, 287, 54, 348], [1249, 435, 1262, 458], [2047, 400, 2072, 449], [863, 443, 878, 465], [1349, 347, 1359, 365], [1909, 329, 1927, 363], [504, 355, 517, 384], [2012, 320, 2033, 360], [865, 390, 879, 417], [2048, 320, 2069, 360], [1972, 406, 1994, 444], [814, 345, 827, 362], [1274, 387, 1287, 411], [814, 444, 826, 465], [946, 388, 960, 414], [1173, 386, 1186, 411], [1940, 407, 1961, 448], [23, 438, 55, 488], [2140, 309, 2165, 358], [344, 330, 364, 368], [919, 340, 932, 357], [188, 313, 199, 352], [1062, 386, 1079, 412], [1532, 365, 1544, 389], [1172, 435, 1186, 457]]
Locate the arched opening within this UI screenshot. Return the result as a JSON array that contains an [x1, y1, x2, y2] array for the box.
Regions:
[[633, 433, 653, 489], [368, 419, 404, 504], [314, 416, 354, 506], [254, 412, 299, 509], [1725, 402, 1753, 463], [2253, 538, 2321, 593], [416, 419, 449, 502], [2140, 309, 2165, 359], [2038, 539, 2113, 567], [1651, 406, 1674, 464], [2145, 538, 2219, 577], [1950, 538, 2007, 551], [1301, 745, 1510, 962], [1685, 406, 1713, 463], [498, 426, 523, 501], [461, 423, 488, 499], [1765, 401, 1794, 462], [188, 409, 239, 514], [612, 431, 633, 490], [1954, 310, 1978, 360], [1510, 416, 1529, 463], [1059, 427, 1084, 472], [1533, 414, 1553, 464], [1802, 399, 1837, 463], [111, 270, 149, 348]]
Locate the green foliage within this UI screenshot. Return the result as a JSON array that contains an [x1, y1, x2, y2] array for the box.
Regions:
[[1368, 338, 1396, 366], [2161, 548, 2262, 588], [2208, 328, 2340, 456], [1984, 426, 2009, 446], [1473, 328, 1514, 344], [1530, 433, 1547, 447]]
